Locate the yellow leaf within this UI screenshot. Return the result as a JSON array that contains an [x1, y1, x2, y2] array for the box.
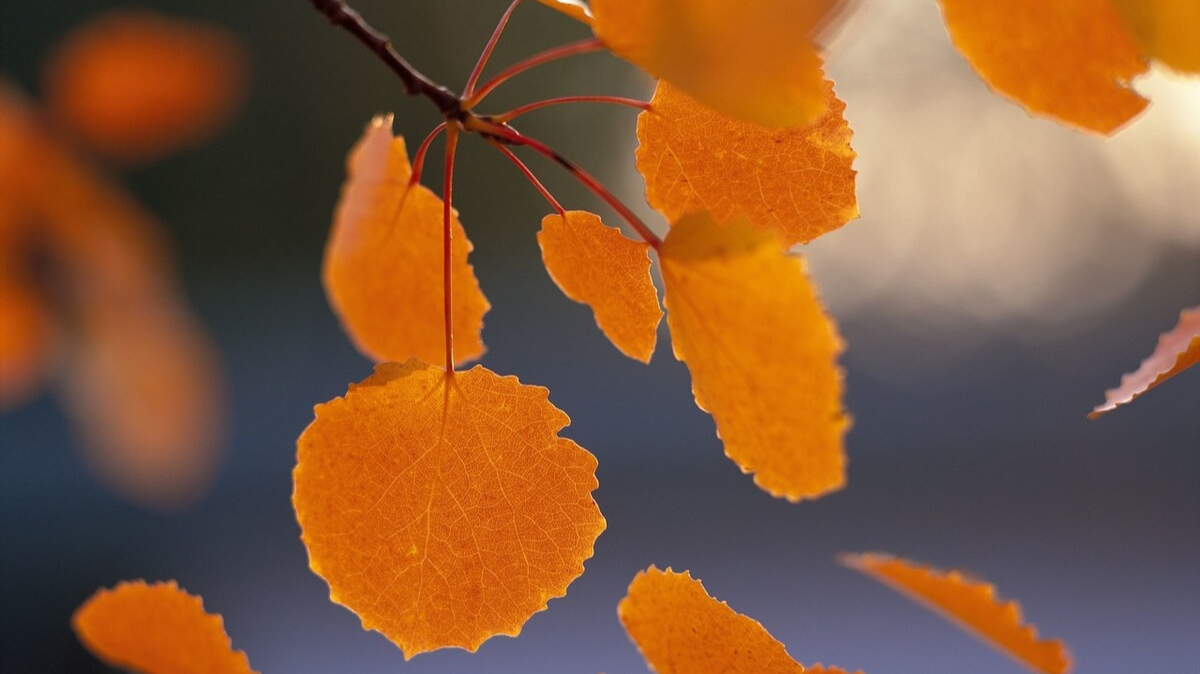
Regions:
[[539, 210, 661, 362], [42, 11, 246, 163], [637, 79, 857, 247], [323, 116, 489, 367], [1111, 0, 1200, 73], [938, 0, 1148, 135], [73, 580, 257, 674], [659, 213, 848, 501], [293, 360, 606, 658], [619, 567, 861, 674], [590, 0, 841, 128], [535, 0, 594, 25], [841, 553, 1072, 674], [1090, 305, 1200, 417]]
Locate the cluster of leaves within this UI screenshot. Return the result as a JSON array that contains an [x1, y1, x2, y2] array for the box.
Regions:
[[43, 0, 1198, 673], [0, 11, 245, 508]]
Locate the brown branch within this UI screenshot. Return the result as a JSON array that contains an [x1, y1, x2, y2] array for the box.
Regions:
[[307, 0, 461, 117]]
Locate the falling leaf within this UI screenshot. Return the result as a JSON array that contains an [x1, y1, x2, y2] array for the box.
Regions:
[[590, 0, 842, 128], [538, 210, 661, 362], [324, 116, 489, 367], [659, 213, 848, 501], [1110, 0, 1200, 73], [1090, 306, 1200, 417], [42, 10, 246, 163], [73, 580, 257, 674], [535, 0, 594, 25], [293, 360, 605, 658], [619, 567, 860, 674], [636, 79, 857, 247], [841, 552, 1072, 674], [938, 0, 1149, 135]]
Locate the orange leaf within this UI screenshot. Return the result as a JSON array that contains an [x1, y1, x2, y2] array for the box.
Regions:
[[659, 213, 848, 501], [535, 0, 594, 25], [62, 298, 226, 510], [637, 79, 857, 248], [538, 210, 661, 362], [73, 580, 257, 674], [324, 116, 489, 367], [938, 0, 1149, 135], [619, 567, 861, 674], [42, 11, 246, 163], [1090, 306, 1200, 417], [293, 360, 605, 658], [590, 0, 841, 128], [841, 553, 1072, 674], [1111, 0, 1200, 73], [0, 272, 52, 409]]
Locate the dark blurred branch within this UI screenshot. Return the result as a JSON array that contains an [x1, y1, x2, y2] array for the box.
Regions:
[[307, 0, 461, 117]]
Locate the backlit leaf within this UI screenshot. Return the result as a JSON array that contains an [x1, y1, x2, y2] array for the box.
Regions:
[[538, 210, 661, 362], [938, 0, 1148, 135], [619, 567, 860, 674], [1090, 305, 1200, 417], [637, 79, 857, 247], [293, 360, 605, 658], [73, 580, 257, 674], [42, 11, 246, 163], [0, 273, 52, 408], [841, 552, 1072, 674], [324, 116, 489, 367], [659, 213, 848, 501], [1111, 0, 1200, 73], [590, 0, 841, 128], [535, 0, 594, 25]]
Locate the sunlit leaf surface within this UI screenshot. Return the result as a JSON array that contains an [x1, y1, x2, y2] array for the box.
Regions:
[[842, 552, 1072, 674], [659, 213, 848, 501], [619, 566, 860, 674], [938, 0, 1148, 135], [591, 0, 841, 128], [539, 210, 661, 362], [1090, 306, 1200, 417], [637, 79, 857, 247], [294, 360, 605, 658], [324, 116, 489, 367], [74, 581, 257, 674], [1111, 0, 1200, 73]]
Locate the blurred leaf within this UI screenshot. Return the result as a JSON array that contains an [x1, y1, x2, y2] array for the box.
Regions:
[[1090, 306, 1200, 417]]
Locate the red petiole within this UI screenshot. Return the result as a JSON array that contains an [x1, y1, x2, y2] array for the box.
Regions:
[[461, 38, 605, 109], [463, 0, 525, 99], [487, 139, 566, 216], [442, 126, 460, 373], [493, 95, 651, 123]]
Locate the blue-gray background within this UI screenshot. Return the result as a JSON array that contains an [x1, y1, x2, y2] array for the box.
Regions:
[[2, 1, 1197, 672]]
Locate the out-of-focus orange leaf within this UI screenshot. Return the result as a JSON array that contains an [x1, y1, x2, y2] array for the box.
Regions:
[[0, 274, 52, 409], [1090, 306, 1200, 417], [659, 213, 848, 501], [538, 210, 661, 362], [535, 0, 594, 25], [63, 299, 226, 509], [841, 552, 1072, 674], [637, 79, 857, 248], [1, 80, 226, 508], [1110, 0, 1200, 74], [324, 116, 489, 367], [73, 580, 257, 674], [938, 0, 1148, 135], [42, 11, 246, 163], [293, 359, 605, 658], [590, 0, 842, 128], [619, 567, 860, 674]]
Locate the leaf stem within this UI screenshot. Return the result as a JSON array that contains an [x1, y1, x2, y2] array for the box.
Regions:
[[442, 126, 460, 372], [493, 95, 651, 123], [462, 38, 605, 110], [486, 139, 566, 216], [475, 120, 661, 248], [463, 0, 526, 98], [307, 0, 461, 117], [409, 122, 447, 187]]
